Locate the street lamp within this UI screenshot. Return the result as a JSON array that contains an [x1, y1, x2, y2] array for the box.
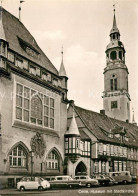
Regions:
[[30, 151, 34, 179]]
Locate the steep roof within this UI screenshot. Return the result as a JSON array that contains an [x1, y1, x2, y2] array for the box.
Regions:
[[110, 12, 120, 35], [66, 114, 80, 136], [59, 50, 67, 77], [2, 7, 58, 75], [74, 105, 138, 147]]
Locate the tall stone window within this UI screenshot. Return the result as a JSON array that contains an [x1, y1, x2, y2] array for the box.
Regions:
[[15, 83, 55, 129], [46, 151, 59, 170], [9, 146, 27, 167]]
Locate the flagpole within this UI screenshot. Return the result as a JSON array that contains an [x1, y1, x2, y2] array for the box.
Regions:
[[19, 1, 25, 21]]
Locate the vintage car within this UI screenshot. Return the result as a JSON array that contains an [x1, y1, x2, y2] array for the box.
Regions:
[[74, 175, 99, 188], [17, 176, 50, 191], [108, 171, 132, 184], [91, 175, 116, 186], [49, 175, 80, 189]]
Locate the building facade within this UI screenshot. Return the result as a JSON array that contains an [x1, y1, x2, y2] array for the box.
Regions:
[[65, 103, 138, 178], [0, 7, 68, 188]]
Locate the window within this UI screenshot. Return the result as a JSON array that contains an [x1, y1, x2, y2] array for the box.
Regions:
[[31, 95, 43, 125], [30, 65, 36, 75], [46, 151, 59, 170], [15, 83, 55, 129], [8, 52, 14, 62], [114, 161, 118, 172], [111, 145, 114, 155], [110, 51, 117, 60], [119, 51, 122, 60], [101, 162, 106, 173], [110, 79, 113, 91], [110, 75, 117, 91], [119, 161, 122, 171], [98, 143, 103, 155], [111, 101, 118, 109], [106, 144, 110, 155], [94, 161, 99, 173], [16, 58, 23, 69], [9, 146, 27, 167]]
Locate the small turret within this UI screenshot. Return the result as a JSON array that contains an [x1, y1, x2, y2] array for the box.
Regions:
[[65, 108, 81, 163], [59, 47, 68, 88]]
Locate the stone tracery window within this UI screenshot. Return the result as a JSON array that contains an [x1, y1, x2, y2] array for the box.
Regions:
[[46, 151, 59, 170], [15, 83, 55, 129], [31, 95, 43, 125], [9, 146, 27, 167]]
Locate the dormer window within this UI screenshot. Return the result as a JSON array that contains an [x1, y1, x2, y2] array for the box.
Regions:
[[16, 58, 23, 69], [108, 133, 113, 138], [30, 65, 36, 75]]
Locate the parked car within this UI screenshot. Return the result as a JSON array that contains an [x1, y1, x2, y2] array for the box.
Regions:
[[49, 175, 80, 189], [91, 175, 115, 186], [17, 176, 50, 191], [131, 175, 138, 183], [108, 171, 132, 184], [74, 175, 99, 188]]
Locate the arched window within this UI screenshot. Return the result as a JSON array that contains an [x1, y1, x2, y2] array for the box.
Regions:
[[110, 74, 117, 91], [110, 51, 117, 60], [31, 95, 43, 125], [46, 150, 59, 170], [9, 146, 27, 167]]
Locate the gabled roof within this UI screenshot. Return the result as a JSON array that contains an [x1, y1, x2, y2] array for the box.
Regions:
[[74, 105, 138, 147], [2, 7, 58, 75]]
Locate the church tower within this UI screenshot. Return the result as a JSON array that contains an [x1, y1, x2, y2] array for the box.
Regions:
[[103, 8, 130, 122]]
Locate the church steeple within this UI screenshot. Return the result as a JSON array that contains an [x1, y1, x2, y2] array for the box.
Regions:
[[103, 7, 130, 122]]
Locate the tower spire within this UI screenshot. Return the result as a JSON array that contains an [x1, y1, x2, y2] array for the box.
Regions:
[[110, 4, 120, 35], [59, 46, 67, 77]]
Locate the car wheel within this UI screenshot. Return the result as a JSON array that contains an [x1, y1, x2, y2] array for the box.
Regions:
[[20, 186, 25, 191], [38, 186, 44, 191], [123, 180, 127, 185], [86, 183, 91, 188]]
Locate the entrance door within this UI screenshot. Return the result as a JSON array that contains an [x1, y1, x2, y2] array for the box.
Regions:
[[75, 161, 87, 175]]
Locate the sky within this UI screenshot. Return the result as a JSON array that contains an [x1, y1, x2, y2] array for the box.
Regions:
[[3, 0, 138, 122]]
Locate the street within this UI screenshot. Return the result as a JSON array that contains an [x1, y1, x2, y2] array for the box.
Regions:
[[0, 184, 137, 196]]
